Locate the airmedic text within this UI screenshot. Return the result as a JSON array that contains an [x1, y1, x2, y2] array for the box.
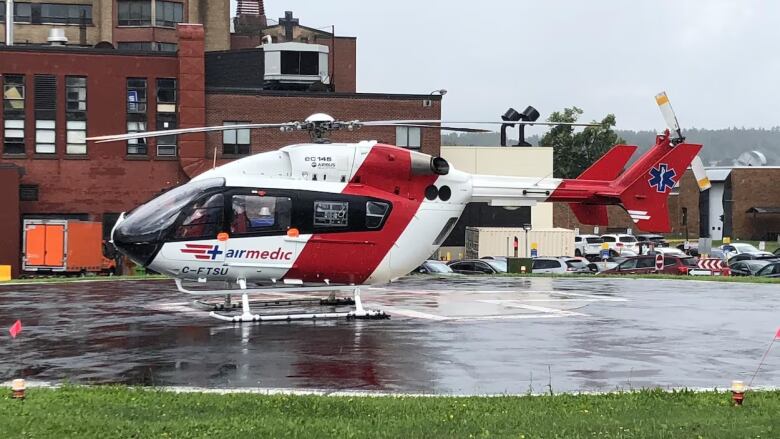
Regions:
[[225, 248, 293, 260]]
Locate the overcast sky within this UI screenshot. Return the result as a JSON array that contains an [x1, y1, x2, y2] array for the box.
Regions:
[[233, 1, 780, 133]]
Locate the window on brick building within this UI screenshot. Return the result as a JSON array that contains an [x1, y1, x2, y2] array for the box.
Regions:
[[118, 41, 178, 52], [34, 75, 57, 154], [395, 126, 421, 149], [155, 1, 183, 28], [118, 0, 152, 26], [126, 121, 147, 155], [1, 2, 32, 23], [66, 77, 87, 155], [156, 78, 177, 156], [126, 78, 148, 156], [223, 121, 251, 155], [157, 114, 177, 157], [3, 74, 26, 154]]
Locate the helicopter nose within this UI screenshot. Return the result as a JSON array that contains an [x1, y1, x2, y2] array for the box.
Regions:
[[111, 213, 162, 267]]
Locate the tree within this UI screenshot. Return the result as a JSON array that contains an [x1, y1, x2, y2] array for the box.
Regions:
[[540, 107, 625, 179]]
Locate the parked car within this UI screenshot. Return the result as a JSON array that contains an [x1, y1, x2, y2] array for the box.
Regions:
[[447, 259, 507, 275], [729, 260, 771, 276], [601, 234, 639, 254], [756, 262, 780, 278], [727, 252, 779, 265], [600, 255, 697, 275], [574, 235, 604, 257], [531, 257, 592, 274], [640, 247, 686, 256], [636, 234, 669, 247], [480, 256, 507, 261], [774, 248, 780, 256], [414, 260, 455, 275], [720, 243, 772, 258]]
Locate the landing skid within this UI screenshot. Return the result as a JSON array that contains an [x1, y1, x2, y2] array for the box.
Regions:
[[209, 287, 389, 323], [174, 278, 388, 323]]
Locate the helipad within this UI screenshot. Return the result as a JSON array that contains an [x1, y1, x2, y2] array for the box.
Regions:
[[0, 276, 777, 394]]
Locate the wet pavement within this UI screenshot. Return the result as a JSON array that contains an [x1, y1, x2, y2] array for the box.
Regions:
[[0, 276, 778, 395]]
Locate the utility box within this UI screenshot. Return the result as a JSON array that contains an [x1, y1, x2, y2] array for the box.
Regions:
[[507, 257, 533, 274], [22, 220, 115, 274], [465, 227, 576, 259]]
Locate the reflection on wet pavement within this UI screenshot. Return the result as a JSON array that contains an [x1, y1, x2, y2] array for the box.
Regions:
[[0, 277, 778, 394]]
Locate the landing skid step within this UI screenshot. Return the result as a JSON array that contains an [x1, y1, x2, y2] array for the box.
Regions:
[[205, 285, 387, 323], [194, 297, 356, 311], [209, 309, 390, 322]]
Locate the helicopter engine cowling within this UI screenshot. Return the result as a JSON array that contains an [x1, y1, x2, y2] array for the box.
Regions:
[[410, 151, 449, 176]]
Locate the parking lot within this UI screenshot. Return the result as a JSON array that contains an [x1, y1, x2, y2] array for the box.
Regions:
[[0, 276, 778, 395]]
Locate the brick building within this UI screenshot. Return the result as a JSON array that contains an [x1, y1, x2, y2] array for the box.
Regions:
[[1, 0, 230, 51], [0, 4, 442, 276]]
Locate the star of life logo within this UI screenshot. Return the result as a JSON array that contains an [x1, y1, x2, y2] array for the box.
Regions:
[[648, 163, 677, 193], [180, 244, 223, 260]]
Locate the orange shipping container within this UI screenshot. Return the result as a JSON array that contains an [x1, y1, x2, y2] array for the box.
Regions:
[[23, 220, 115, 274]]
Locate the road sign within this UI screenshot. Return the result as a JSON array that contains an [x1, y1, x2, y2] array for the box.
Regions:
[[759, 241, 766, 251], [723, 236, 731, 244], [530, 248, 538, 258], [655, 253, 664, 271], [600, 249, 610, 259]]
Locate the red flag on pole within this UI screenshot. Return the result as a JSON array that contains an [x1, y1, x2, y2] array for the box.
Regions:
[[9, 320, 22, 338]]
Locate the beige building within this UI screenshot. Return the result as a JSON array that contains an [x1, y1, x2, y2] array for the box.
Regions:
[[438, 146, 555, 258], [1, 0, 229, 51], [442, 146, 555, 228]]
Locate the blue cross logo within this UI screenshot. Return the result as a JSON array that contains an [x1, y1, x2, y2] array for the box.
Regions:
[[207, 245, 223, 260], [648, 163, 677, 193]]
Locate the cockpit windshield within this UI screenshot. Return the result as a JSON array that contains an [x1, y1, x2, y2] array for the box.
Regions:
[[120, 178, 226, 240]]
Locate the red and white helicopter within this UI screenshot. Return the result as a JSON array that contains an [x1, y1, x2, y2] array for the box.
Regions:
[[89, 92, 708, 323]]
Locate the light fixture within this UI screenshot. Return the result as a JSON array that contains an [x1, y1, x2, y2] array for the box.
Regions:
[[430, 89, 447, 96]]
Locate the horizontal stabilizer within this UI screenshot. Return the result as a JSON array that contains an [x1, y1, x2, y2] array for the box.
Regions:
[[576, 145, 637, 181]]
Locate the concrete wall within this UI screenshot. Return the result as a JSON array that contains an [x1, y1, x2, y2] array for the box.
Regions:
[[441, 146, 554, 228]]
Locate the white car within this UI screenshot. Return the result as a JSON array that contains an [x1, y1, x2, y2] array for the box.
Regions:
[[601, 234, 638, 254], [532, 257, 593, 274], [574, 234, 604, 257], [720, 243, 773, 258], [639, 247, 686, 256]]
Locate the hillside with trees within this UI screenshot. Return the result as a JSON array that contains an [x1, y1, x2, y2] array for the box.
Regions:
[[443, 124, 780, 169]]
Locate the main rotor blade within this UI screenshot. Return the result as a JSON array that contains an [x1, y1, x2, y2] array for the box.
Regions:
[[367, 123, 490, 133], [655, 92, 683, 138], [87, 123, 296, 143], [362, 120, 602, 127], [690, 155, 712, 191]]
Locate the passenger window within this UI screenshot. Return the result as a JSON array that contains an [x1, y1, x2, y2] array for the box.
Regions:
[[619, 259, 638, 269], [175, 194, 224, 239], [366, 201, 390, 229], [636, 258, 655, 268], [603, 236, 615, 242], [231, 195, 291, 234], [314, 201, 349, 227]]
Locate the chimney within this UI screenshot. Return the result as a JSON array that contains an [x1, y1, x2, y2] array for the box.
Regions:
[[4, 0, 13, 46], [235, 0, 267, 31]]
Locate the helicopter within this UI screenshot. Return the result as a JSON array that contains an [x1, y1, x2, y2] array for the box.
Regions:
[[88, 92, 707, 323]]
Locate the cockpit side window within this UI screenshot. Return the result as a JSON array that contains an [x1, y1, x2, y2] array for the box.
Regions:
[[175, 193, 224, 239], [231, 195, 292, 234]]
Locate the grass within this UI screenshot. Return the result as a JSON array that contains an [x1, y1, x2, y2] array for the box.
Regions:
[[0, 274, 167, 285], [0, 386, 778, 438]]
